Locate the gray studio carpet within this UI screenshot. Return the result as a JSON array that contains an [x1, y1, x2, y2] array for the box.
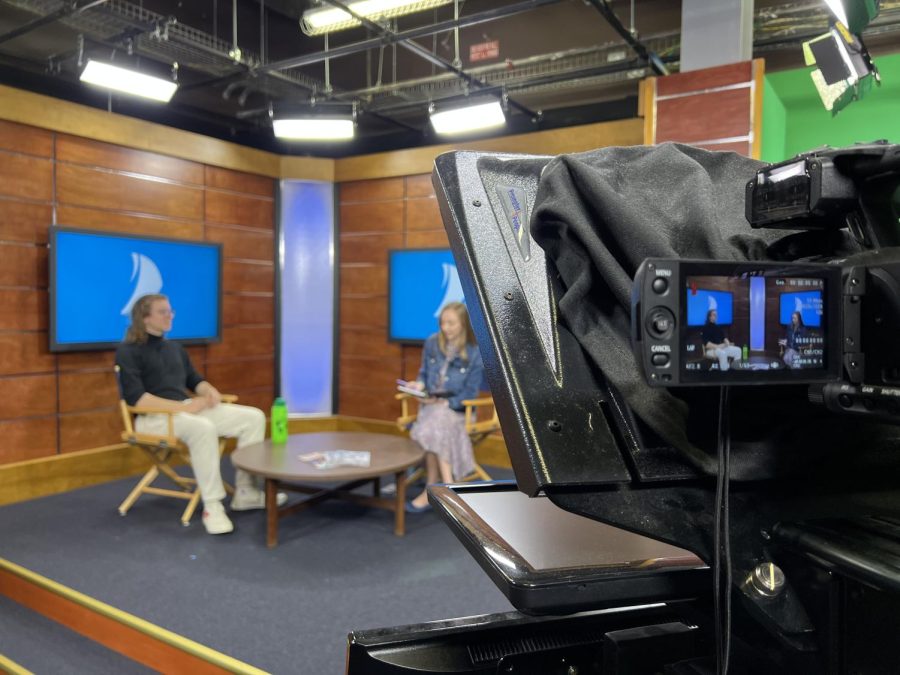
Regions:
[[0, 462, 516, 674]]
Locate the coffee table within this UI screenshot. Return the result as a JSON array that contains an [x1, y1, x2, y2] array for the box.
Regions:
[[231, 432, 425, 548]]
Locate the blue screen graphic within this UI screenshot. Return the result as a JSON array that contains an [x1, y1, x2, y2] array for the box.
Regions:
[[52, 228, 221, 349], [389, 249, 465, 342], [780, 290, 823, 327], [686, 289, 733, 326]]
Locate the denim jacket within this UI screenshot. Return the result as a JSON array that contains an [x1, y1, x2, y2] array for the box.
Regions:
[[417, 334, 484, 411]]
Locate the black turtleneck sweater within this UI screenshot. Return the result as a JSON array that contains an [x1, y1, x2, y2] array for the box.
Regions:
[[115, 334, 205, 406]]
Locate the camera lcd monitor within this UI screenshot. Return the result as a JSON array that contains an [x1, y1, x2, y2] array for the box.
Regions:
[[686, 289, 733, 326], [780, 290, 824, 327], [50, 227, 222, 352], [388, 248, 466, 343]]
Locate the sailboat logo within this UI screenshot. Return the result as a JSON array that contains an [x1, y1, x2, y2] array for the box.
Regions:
[[708, 296, 718, 313], [120, 253, 163, 316], [433, 263, 465, 318]]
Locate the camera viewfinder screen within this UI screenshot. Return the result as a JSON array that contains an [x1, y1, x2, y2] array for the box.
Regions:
[[683, 275, 826, 375]]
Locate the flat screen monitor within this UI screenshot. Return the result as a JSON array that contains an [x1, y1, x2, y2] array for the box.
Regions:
[[388, 248, 466, 343], [780, 290, 824, 327], [50, 227, 222, 352], [686, 289, 733, 326]]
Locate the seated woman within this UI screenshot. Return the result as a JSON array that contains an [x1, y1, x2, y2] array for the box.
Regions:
[[779, 311, 806, 369], [701, 309, 742, 371], [406, 302, 485, 512]]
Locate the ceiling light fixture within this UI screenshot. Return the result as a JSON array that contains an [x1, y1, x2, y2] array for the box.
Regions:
[[79, 59, 178, 103], [429, 100, 506, 136], [300, 0, 453, 36], [273, 117, 355, 141]]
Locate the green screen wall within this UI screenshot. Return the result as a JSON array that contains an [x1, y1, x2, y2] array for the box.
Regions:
[[762, 51, 900, 163]]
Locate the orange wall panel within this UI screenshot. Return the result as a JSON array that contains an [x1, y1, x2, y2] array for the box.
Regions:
[[206, 224, 274, 261], [341, 265, 387, 295], [0, 417, 57, 463], [204, 358, 274, 392], [56, 135, 204, 184], [405, 174, 435, 198], [656, 88, 752, 145], [0, 374, 57, 419], [205, 190, 273, 230], [222, 260, 273, 294], [0, 199, 52, 243], [0, 151, 53, 201], [406, 197, 442, 231], [406, 230, 449, 248], [56, 205, 203, 240], [56, 164, 204, 220], [0, 332, 55, 377], [340, 201, 405, 235], [340, 233, 403, 264], [340, 296, 388, 329], [0, 119, 53, 157], [59, 409, 121, 453], [222, 294, 274, 326], [205, 166, 273, 196], [207, 325, 274, 360], [58, 370, 119, 414], [0, 244, 46, 288], [0, 289, 47, 331], [341, 177, 404, 202]]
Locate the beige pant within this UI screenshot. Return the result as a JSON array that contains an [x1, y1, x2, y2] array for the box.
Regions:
[[136, 402, 265, 504]]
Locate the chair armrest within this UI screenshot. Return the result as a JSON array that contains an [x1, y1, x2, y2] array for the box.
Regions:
[[461, 397, 494, 408]]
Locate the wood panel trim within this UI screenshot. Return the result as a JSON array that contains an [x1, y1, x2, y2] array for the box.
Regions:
[[0, 417, 509, 506], [334, 118, 644, 181], [642, 77, 657, 145], [0, 84, 333, 181], [0, 559, 266, 675], [751, 58, 765, 160]]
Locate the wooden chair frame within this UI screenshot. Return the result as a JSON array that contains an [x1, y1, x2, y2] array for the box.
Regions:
[[116, 377, 236, 526], [395, 393, 498, 483]]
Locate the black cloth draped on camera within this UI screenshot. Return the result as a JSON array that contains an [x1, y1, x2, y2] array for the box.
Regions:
[[529, 142, 889, 479]]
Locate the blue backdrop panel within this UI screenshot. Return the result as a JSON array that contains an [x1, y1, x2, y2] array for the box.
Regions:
[[280, 180, 335, 415], [779, 290, 823, 327], [52, 228, 220, 348], [686, 288, 734, 326]]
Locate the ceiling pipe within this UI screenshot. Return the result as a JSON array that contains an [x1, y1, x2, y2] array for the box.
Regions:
[[584, 0, 669, 75], [257, 0, 565, 74], [319, 0, 540, 121], [0, 0, 108, 46]]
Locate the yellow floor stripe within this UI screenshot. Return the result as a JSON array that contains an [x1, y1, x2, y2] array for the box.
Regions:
[[0, 558, 267, 675], [0, 652, 34, 675]]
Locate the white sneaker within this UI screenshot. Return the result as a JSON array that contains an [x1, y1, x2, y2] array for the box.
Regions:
[[230, 486, 288, 511], [202, 501, 234, 535]]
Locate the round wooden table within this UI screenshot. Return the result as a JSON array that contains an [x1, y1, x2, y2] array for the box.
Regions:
[[231, 432, 424, 548]]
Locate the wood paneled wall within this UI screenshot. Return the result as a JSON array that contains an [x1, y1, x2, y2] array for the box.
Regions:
[[338, 174, 446, 421], [0, 120, 275, 466], [642, 59, 764, 158]]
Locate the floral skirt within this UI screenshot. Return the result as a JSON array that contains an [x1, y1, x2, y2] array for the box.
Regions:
[[410, 403, 475, 480]]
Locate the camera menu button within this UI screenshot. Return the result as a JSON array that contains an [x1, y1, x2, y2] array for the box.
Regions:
[[651, 277, 669, 294]]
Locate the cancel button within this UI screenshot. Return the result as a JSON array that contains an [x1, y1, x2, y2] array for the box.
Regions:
[[651, 353, 670, 367]]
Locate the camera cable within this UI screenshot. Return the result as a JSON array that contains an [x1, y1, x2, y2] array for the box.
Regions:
[[714, 385, 733, 674]]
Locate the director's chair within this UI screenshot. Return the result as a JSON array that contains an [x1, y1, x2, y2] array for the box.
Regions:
[[115, 366, 235, 526]]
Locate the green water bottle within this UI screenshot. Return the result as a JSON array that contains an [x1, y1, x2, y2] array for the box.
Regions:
[[742, 344, 749, 360], [270, 397, 288, 444]]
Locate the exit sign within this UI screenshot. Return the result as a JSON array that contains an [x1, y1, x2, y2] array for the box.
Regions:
[[470, 40, 500, 63]]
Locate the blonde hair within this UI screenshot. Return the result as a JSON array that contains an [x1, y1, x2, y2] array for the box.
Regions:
[[437, 302, 476, 362], [124, 294, 168, 344]]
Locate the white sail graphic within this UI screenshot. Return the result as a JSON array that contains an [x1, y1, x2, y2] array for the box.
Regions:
[[794, 297, 804, 315], [120, 253, 163, 316], [708, 296, 718, 312], [433, 263, 465, 318]]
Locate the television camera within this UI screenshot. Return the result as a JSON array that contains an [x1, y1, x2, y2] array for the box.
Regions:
[[347, 142, 900, 674]]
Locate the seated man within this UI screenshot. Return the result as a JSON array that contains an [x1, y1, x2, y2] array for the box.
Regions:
[[700, 309, 742, 371], [115, 293, 283, 535]]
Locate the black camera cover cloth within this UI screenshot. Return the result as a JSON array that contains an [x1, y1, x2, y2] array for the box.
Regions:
[[527, 142, 900, 480]]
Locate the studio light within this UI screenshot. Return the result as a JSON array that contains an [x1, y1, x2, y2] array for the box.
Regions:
[[79, 60, 178, 103], [823, 0, 880, 34], [803, 4, 880, 114], [301, 0, 453, 36], [429, 100, 506, 136], [273, 117, 355, 141]]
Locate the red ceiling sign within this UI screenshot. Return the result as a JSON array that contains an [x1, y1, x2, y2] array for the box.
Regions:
[[469, 40, 500, 63]]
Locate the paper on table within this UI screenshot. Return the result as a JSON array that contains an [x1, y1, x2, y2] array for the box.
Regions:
[[298, 450, 371, 470]]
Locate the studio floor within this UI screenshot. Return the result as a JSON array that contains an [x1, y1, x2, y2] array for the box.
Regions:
[[0, 462, 515, 674]]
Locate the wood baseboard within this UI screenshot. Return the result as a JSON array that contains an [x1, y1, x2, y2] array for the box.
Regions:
[[0, 416, 511, 508], [0, 558, 265, 674]]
